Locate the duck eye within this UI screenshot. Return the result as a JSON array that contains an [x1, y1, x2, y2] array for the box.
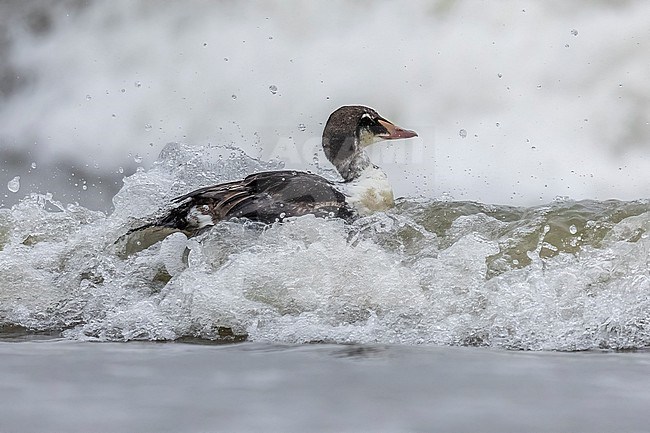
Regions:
[[358, 113, 376, 130]]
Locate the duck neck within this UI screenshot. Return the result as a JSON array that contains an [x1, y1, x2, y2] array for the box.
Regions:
[[334, 150, 372, 182]]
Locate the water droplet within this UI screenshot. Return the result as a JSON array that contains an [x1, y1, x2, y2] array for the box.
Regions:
[[269, 85, 278, 94], [570, 29, 578, 36], [134, 81, 142, 88], [279, 212, 286, 219], [82, 185, 88, 191], [120, 88, 126, 93], [459, 129, 467, 138], [134, 154, 143, 164], [7, 176, 20, 193], [569, 224, 578, 235], [298, 123, 306, 131], [203, 42, 208, 47], [85, 94, 92, 100], [30, 162, 37, 169], [111, 113, 117, 118], [512, 259, 519, 265], [144, 123, 152, 131], [223, 57, 229, 62], [118, 167, 124, 174], [497, 73, 503, 78], [496, 122, 500, 127], [231, 94, 237, 100]]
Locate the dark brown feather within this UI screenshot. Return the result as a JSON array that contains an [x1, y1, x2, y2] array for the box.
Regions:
[[158, 170, 353, 232]]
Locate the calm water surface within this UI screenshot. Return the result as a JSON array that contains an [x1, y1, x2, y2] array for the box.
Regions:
[[1, 340, 649, 433]]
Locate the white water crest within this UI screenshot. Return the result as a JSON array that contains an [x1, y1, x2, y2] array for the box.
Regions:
[[0, 143, 648, 350]]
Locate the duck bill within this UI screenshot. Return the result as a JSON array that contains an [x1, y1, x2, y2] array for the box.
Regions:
[[377, 119, 418, 140]]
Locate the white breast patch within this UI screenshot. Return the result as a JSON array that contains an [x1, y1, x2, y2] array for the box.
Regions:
[[340, 166, 395, 216]]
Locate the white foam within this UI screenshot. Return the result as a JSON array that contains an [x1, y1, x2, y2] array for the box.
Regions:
[[0, 144, 649, 349]]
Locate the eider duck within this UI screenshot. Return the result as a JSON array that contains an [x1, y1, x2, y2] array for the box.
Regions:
[[139, 105, 416, 235]]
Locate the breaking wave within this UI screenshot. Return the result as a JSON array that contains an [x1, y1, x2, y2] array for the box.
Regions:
[[1, 143, 649, 350]]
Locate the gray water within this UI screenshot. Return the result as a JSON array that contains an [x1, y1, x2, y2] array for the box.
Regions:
[[2, 2, 650, 431], [1, 138, 649, 433], [2, 340, 650, 433]]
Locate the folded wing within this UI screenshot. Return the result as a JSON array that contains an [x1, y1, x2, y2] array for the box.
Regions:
[[160, 170, 353, 232]]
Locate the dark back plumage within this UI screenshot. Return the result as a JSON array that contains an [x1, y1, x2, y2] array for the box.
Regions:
[[157, 170, 353, 233]]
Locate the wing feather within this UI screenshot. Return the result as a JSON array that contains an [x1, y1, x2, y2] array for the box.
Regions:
[[164, 170, 353, 230]]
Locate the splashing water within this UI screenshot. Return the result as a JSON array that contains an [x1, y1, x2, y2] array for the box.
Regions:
[[7, 176, 20, 193], [0, 143, 649, 350]]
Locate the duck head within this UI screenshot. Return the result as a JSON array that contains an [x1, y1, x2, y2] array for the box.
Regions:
[[322, 105, 417, 181]]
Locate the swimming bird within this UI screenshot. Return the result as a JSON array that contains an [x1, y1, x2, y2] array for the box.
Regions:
[[137, 105, 417, 236]]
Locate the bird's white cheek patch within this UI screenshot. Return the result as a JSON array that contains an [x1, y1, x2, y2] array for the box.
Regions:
[[358, 129, 384, 148]]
